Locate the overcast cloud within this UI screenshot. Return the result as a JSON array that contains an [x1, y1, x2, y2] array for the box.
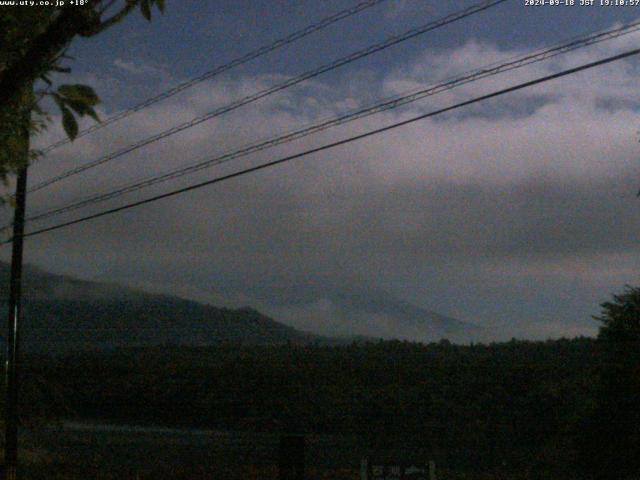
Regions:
[[2, 22, 640, 341]]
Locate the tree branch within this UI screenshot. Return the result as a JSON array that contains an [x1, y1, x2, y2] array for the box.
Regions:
[[0, 7, 87, 110], [0, 1, 142, 111]]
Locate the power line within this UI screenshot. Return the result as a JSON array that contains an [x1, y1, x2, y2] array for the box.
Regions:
[[39, 0, 390, 154], [19, 20, 640, 227], [6, 46, 639, 244], [28, 0, 509, 194]]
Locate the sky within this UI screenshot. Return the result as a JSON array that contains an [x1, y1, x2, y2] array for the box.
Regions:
[[2, 0, 640, 341]]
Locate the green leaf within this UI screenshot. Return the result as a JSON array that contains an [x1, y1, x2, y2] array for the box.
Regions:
[[61, 97, 101, 123], [140, 0, 152, 20], [58, 84, 100, 106], [85, 106, 100, 123], [155, 0, 165, 13], [61, 106, 78, 141], [64, 98, 90, 115]]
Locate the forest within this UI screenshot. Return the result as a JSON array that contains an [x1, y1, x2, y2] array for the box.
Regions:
[[1, 336, 627, 479], [1, 287, 638, 479]]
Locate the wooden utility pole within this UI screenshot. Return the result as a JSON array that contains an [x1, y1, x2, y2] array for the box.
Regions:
[[3, 166, 28, 480], [3, 84, 31, 479]]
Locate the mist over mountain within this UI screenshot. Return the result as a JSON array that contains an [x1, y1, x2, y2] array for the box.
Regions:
[[0, 261, 482, 353], [256, 283, 486, 343]]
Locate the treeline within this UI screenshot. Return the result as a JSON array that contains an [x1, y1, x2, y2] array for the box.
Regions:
[[15, 337, 603, 477]]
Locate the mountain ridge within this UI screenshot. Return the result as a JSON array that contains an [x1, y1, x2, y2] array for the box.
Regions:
[[0, 262, 345, 353], [0, 261, 480, 352]]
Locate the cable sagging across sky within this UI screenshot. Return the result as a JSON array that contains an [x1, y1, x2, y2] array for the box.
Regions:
[[39, 0, 390, 154], [18, 19, 640, 228], [28, 0, 509, 194], [6, 46, 639, 243]]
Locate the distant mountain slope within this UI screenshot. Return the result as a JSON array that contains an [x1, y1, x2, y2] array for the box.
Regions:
[[262, 283, 486, 344], [331, 286, 483, 340], [0, 262, 338, 353]]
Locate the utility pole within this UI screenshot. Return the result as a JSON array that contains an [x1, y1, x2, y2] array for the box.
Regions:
[[3, 84, 31, 479], [3, 166, 28, 480]]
